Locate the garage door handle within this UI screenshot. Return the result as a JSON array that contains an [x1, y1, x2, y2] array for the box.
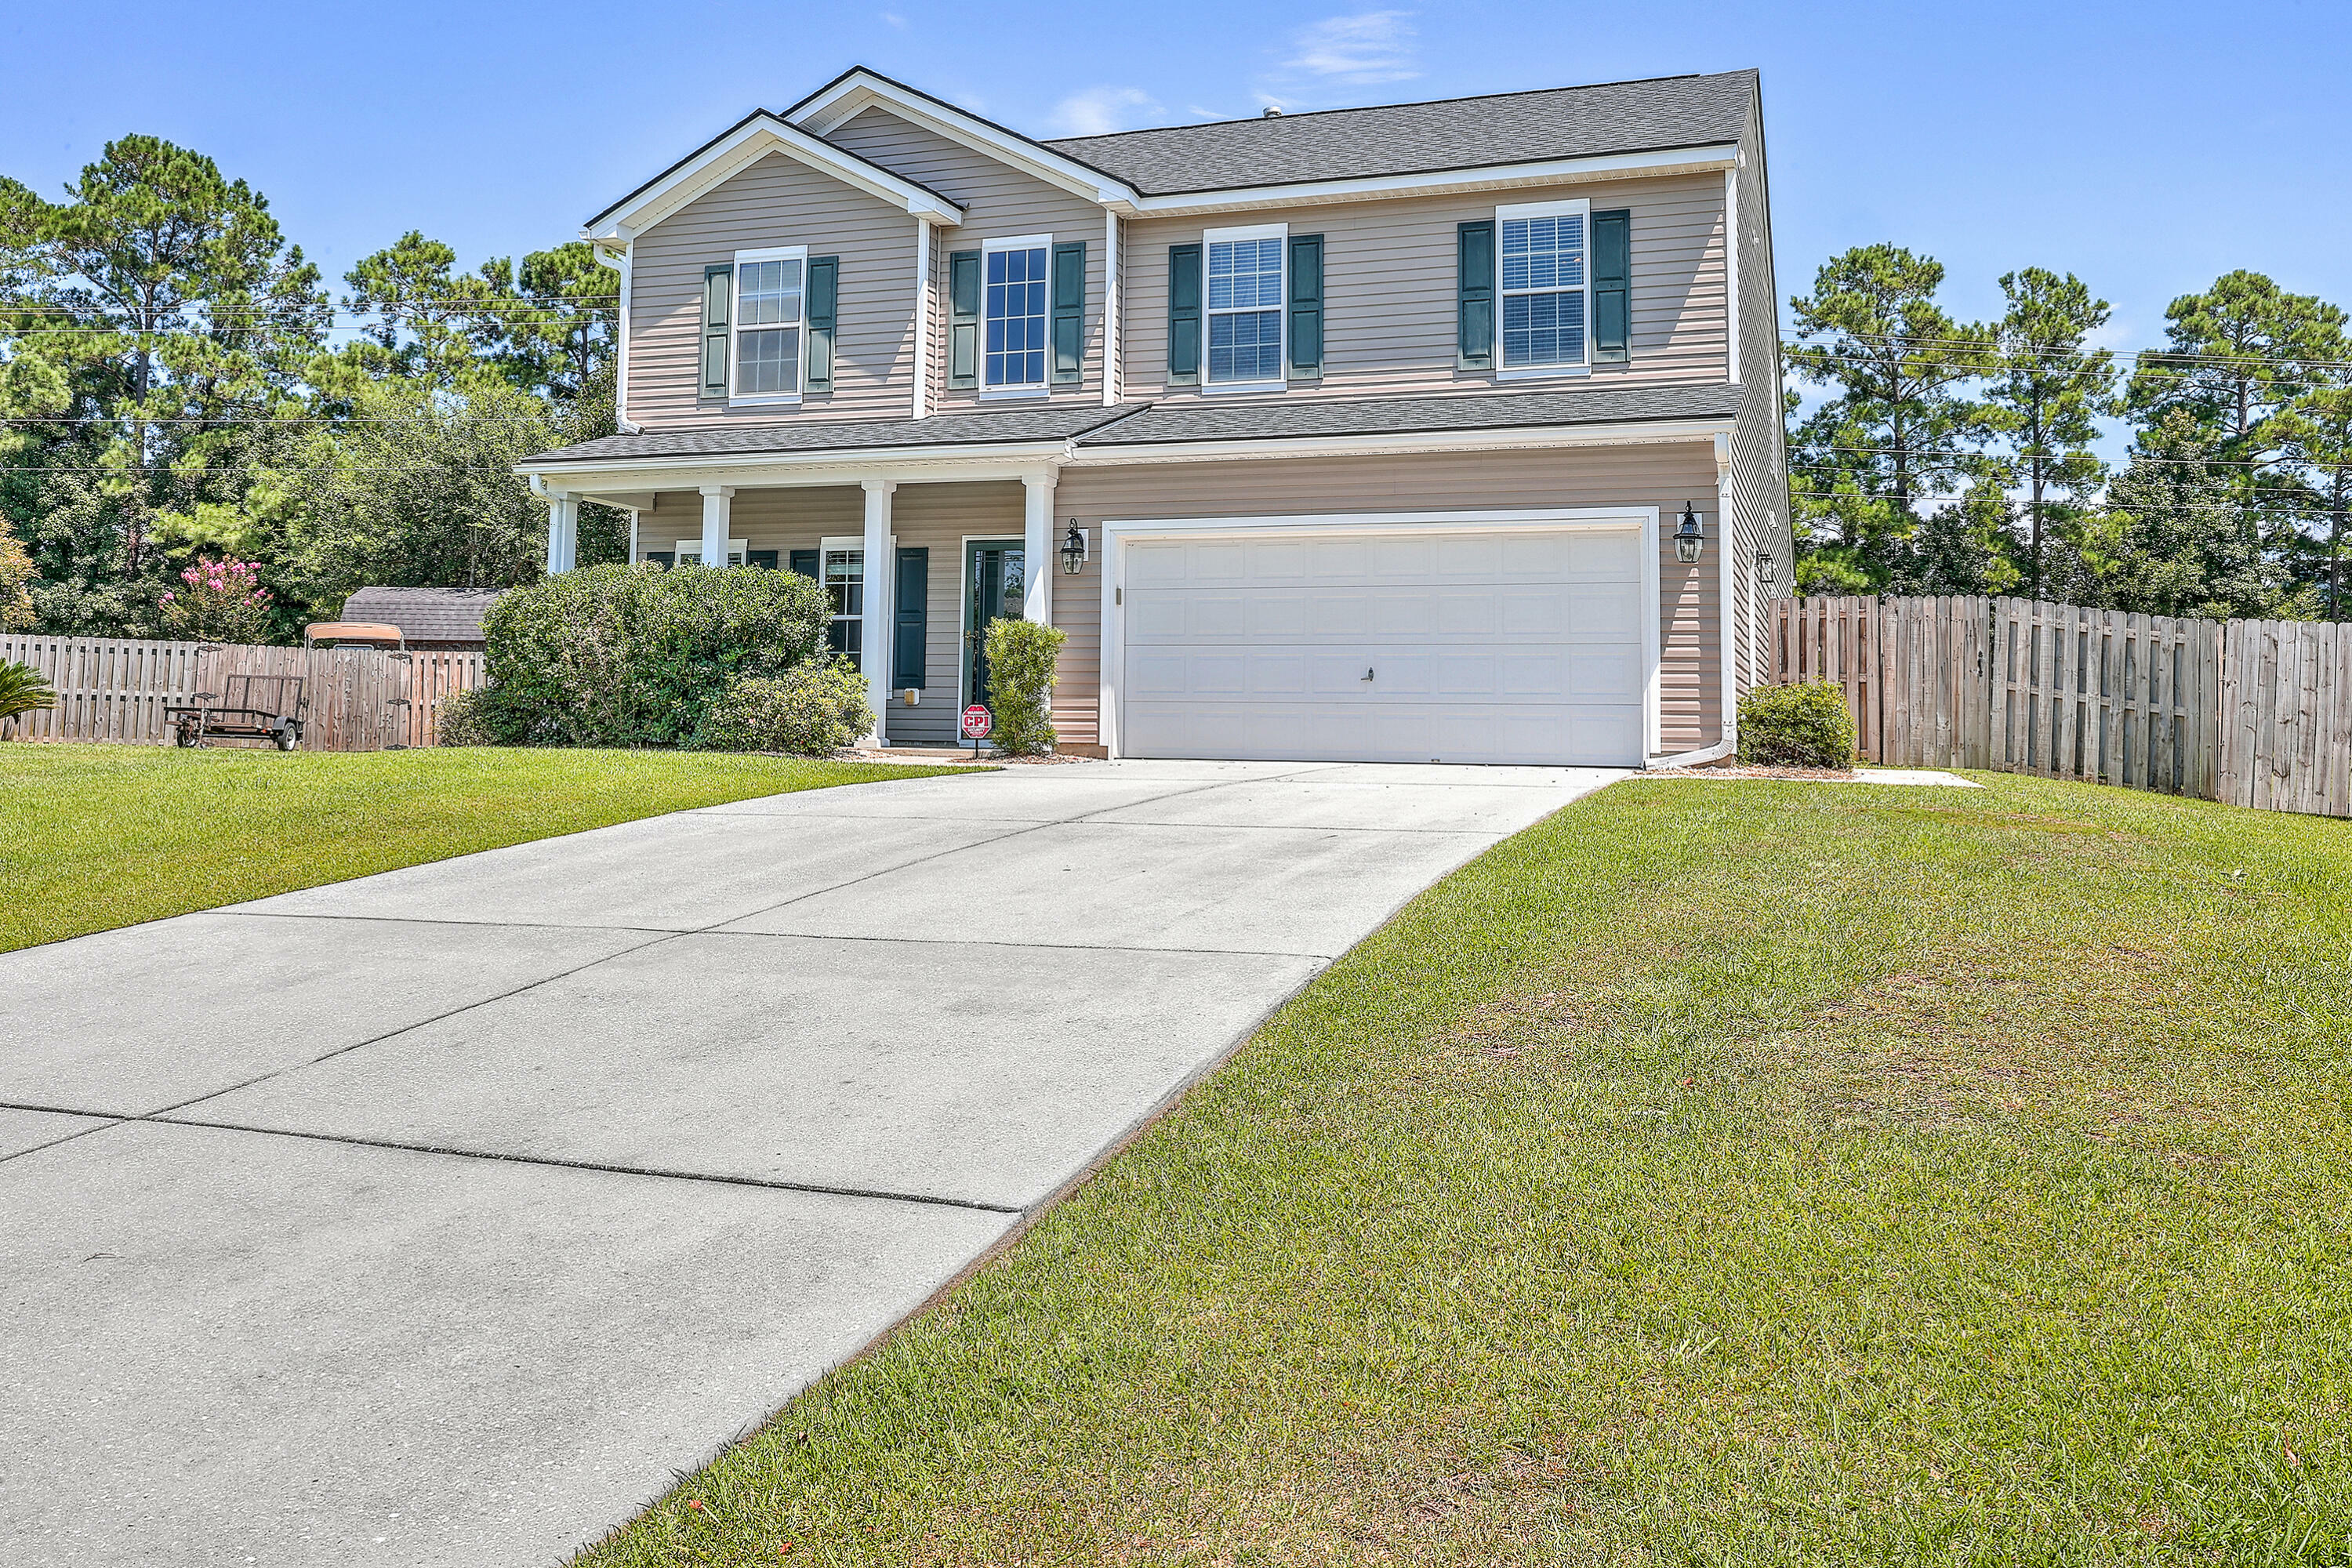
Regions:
[[1362, 667, 1374, 681]]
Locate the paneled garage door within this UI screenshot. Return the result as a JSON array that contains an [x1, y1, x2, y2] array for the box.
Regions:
[[1119, 524, 1649, 765]]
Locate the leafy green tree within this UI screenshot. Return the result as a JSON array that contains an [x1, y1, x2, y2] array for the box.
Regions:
[[2065, 408, 2314, 619], [2129, 271, 2344, 451], [0, 528, 34, 629], [1983, 268, 2114, 596], [2272, 375, 2352, 618], [332, 230, 511, 391], [0, 137, 324, 633], [1786, 245, 1994, 590]]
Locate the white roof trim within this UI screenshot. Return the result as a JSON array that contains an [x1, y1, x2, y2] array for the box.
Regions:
[[517, 441, 1076, 492], [1063, 416, 1737, 466], [1118, 145, 1741, 217], [791, 72, 1139, 209], [584, 113, 963, 244]]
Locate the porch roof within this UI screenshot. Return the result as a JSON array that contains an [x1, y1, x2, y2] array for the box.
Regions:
[[524, 405, 1147, 469], [1072, 383, 1744, 448]]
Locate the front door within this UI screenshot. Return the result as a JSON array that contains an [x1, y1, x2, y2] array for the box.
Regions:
[[963, 538, 1025, 710]]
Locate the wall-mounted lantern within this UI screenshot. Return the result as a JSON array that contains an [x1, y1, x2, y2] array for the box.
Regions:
[[1675, 503, 1704, 564], [1061, 521, 1089, 575], [1756, 548, 1777, 589]]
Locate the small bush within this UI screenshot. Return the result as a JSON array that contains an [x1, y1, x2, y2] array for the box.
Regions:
[[1737, 681, 1858, 768], [983, 616, 1066, 757], [692, 659, 874, 755], [1, 657, 58, 739], [432, 688, 502, 747], [478, 562, 829, 746]]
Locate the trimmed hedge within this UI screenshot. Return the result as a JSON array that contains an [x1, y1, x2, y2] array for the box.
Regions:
[[983, 616, 1066, 757], [692, 660, 874, 755], [473, 563, 829, 746], [1737, 681, 1858, 769]]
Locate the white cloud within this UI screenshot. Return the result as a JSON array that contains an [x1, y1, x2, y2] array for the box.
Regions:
[[1049, 85, 1162, 137], [1283, 10, 1418, 84], [879, 11, 907, 27]]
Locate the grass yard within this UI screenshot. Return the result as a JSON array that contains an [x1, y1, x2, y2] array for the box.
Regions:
[[0, 744, 963, 953], [582, 775, 2350, 1566]]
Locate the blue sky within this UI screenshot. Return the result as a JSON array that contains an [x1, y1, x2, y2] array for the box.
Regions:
[[6, 0, 2349, 358]]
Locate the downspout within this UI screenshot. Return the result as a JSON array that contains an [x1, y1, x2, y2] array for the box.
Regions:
[[593, 243, 641, 434], [911, 218, 933, 419]]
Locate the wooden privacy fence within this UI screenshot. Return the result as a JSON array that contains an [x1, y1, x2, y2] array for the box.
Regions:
[[2220, 619, 2352, 818], [1773, 597, 2348, 818], [1, 634, 485, 750]]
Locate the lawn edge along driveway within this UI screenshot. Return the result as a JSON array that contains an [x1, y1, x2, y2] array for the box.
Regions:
[[0, 744, 971, 953]]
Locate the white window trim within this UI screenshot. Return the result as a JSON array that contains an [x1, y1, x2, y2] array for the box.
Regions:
[[980, 232, 1054, 394], [730, 245, 808, 407], [672, 537, 748, 566], [1203, 221, 1288, 391], [819, 533, 893, 669], [1494, 197, 1592, 381]]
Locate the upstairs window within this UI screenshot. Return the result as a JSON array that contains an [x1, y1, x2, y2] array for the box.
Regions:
[[985, 237, 1050, 391], [1497, 201, 1588, 372], [734, 247, 806, 399], [1205, 226, 1286, 385]]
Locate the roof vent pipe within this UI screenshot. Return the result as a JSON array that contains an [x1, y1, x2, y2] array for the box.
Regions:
[[1261, 105, 1283, 118]]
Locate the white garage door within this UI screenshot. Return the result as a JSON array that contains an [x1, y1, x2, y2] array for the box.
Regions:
[[1119, 524, 1649, 766]]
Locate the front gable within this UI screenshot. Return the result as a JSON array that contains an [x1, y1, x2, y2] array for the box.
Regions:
[[585, 111, 962, 245]]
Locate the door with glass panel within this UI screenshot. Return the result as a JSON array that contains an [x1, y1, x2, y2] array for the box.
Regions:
[[962, 538, 1025, 710]]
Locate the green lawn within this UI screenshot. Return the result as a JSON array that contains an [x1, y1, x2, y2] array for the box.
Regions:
[[579, 775, 2350, 1566], [0, 743, 963, 953]]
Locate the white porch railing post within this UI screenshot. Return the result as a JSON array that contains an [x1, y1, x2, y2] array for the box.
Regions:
[[544, 492, 578, 574], [1022, 468, 1055, 626], [862, 478, 897, 746], [698, 485, 734, 567]]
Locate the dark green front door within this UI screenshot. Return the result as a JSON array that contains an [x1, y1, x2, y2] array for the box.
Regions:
[[963, 537, 1025, 710]]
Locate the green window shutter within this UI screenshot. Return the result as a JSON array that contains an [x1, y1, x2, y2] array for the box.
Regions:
[[788, 549, 819, 579], [1167, 242, 1203, 385], [702, 263, 732, 397], [892, 546, 929, 688], [746, 550, 779, 570], [804, 256, 839, 390], [1287, 234, 1323, 378], [1051, 240, 1087, 385], [947, 249, 981, 390], [1592, 209, 1631, 364], [1456, 221, 1494, 370]]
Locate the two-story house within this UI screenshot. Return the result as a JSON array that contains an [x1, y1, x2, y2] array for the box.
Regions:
[[519, 66, 1791, 767]]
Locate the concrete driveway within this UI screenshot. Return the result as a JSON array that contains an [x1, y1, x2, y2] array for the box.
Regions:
[[0, 759, 1619, 1566]]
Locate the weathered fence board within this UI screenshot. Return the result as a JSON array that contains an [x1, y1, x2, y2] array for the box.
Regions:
[[1774, 596, 1884, 760], [2220, 619, 2352, 817], [1774, 597, 2345, 820], [401, 651, 487, 747], [2, 635, 484, 751]]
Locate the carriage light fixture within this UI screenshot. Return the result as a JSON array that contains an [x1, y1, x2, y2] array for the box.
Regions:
[[1756, 548, 1778, 588], [1675, 503, 1705, 564], [1061, 522, 1088, 575]]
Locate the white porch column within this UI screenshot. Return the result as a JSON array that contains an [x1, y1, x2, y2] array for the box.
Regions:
[[1022, 468, 1055, 626], [544, 491, 578, 574], [699, 485, 733, 566], [861, 478, 896, 746]]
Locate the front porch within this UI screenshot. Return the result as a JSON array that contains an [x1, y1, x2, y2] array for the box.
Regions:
[[540, 464, 1082, 750]]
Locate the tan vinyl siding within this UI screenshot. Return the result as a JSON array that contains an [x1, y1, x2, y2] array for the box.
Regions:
[[1723, 89, 1793, 703], [629, 155, 917, 429], [632, 481, 1025, 747], [1053, 441, 1724, 756], [824, 108, 1107, 411], [1120, 173, 1727, 406]]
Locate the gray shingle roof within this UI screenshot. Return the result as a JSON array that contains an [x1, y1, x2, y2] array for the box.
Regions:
[[340, 587, 505, 645], [525, 404, 1148, 466], [1042, 71, 1755, 196], [1075, 384, 1743, 447]]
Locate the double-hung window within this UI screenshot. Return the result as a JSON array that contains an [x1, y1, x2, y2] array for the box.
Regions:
[[1497, 199, 1590, 375], [984, 235, 1050, 394], [733, 245, 806, 401], [1204, 223, 1286, 387], [820, 540, 866, 662]]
